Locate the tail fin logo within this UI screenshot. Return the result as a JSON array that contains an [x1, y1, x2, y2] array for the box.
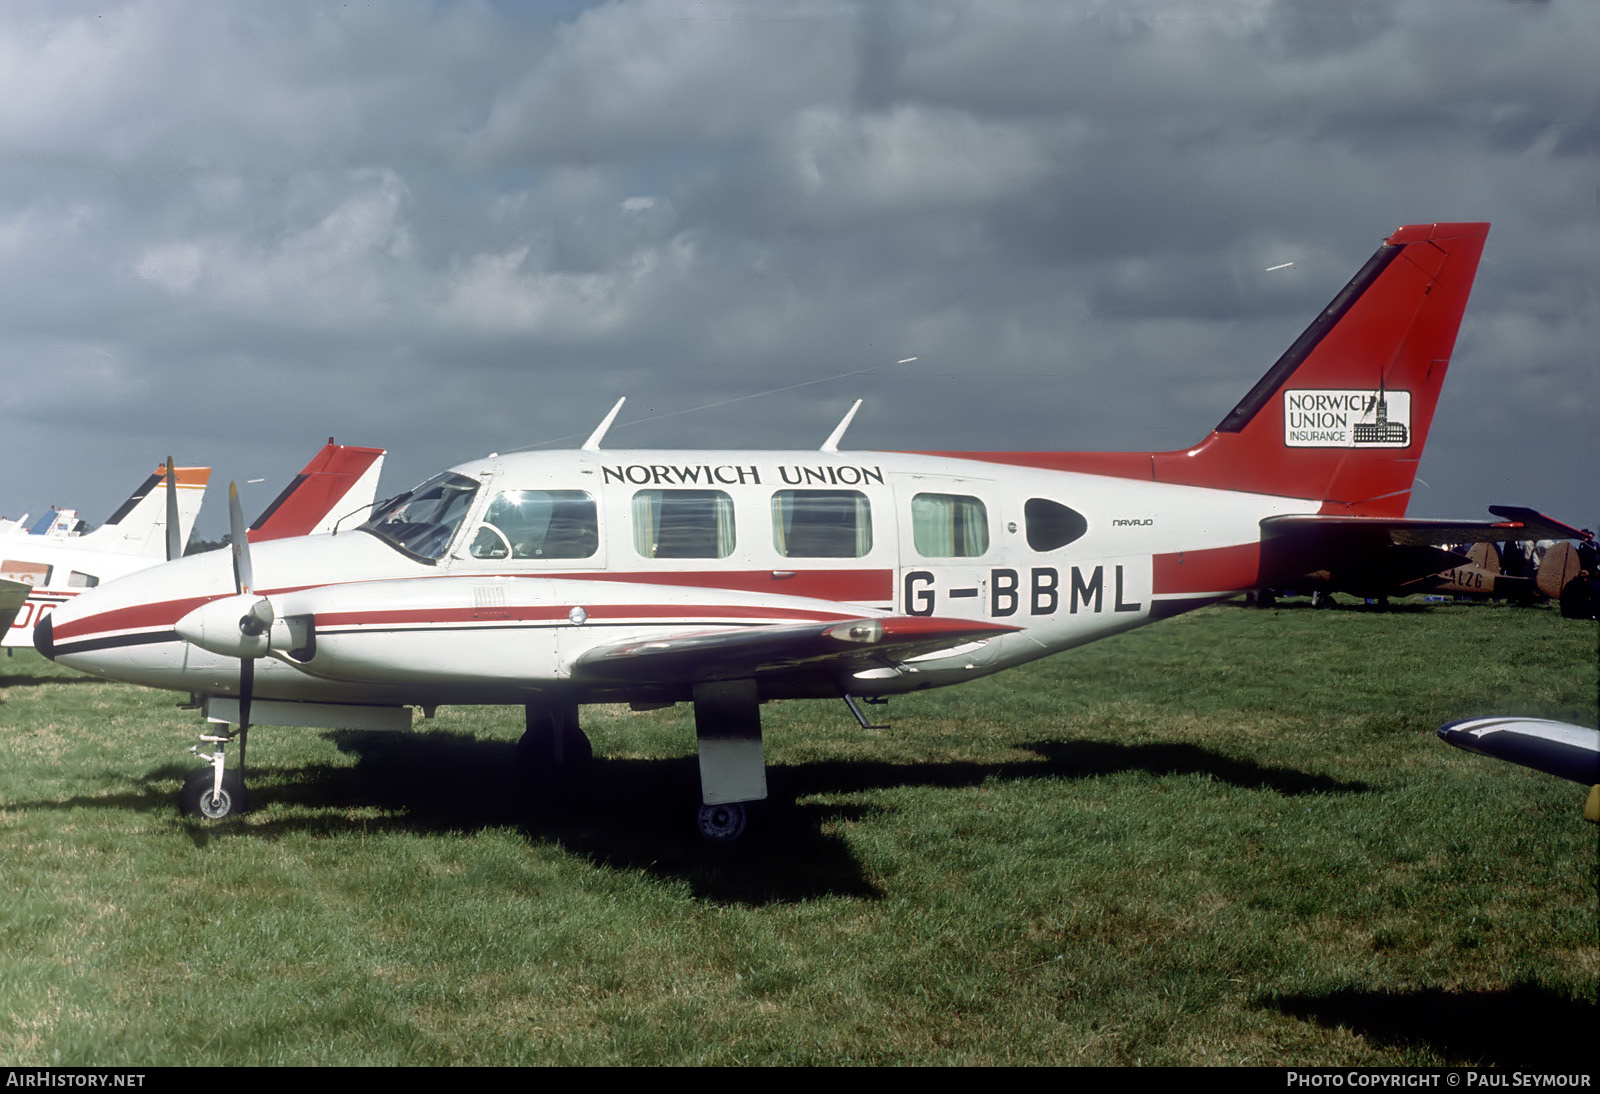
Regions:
[[1284, 389, 1411, 448]]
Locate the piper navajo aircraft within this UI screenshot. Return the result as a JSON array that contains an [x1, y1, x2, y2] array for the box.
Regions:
[[35, 222, 1588, 840], [4, 441, 384, 649]]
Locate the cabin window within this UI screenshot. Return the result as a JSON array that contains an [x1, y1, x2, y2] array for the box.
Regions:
[[632, 490, 735, 559], [911, 493, 989, 558], [1025, 498, 1088, 551], [361, 472, 480, 561], [469, 490, 598, 560], [68, 571, 99, 588], [771, 490, 872, 558], [1, 560, 50, 586]]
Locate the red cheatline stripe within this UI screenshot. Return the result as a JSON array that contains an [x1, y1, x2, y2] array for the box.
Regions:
[[314, 603, 864, 628], [49, 569, 896, 642], [50, 596, 216, 641], [1152, 543, 1260, 595], [478, 568, 895, 601]]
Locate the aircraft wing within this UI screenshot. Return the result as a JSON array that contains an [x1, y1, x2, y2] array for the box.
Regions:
[[570, 615, 1020, 688], [1258, 506, 1589, 588], [0, 577, 29, 636], [1439, 717, 1600, 786]]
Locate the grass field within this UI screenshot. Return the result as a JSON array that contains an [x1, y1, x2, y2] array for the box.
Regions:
[[1, 598, 1595, 1066]]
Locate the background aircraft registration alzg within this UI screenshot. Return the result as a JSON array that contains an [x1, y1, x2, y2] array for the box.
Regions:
[[36, 221, 1587, 841]]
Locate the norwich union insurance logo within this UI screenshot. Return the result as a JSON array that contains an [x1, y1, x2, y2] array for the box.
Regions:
[[1283, 389, 1411, 448]]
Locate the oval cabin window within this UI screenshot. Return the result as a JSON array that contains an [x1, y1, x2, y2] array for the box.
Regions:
[[1024, 498, 1088, 552]]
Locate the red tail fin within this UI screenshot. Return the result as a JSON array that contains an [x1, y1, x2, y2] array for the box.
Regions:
[[1157, 221, 1489, 515], [248, 441, 386, 541], [921, 223, 1490, 517]]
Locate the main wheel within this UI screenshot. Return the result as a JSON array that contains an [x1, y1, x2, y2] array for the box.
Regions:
[[697, 802, 747, 843], [179, 769, 251, 820]]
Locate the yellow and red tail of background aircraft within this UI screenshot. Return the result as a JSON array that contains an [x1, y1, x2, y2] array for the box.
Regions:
[[4, 441, 382, 648]]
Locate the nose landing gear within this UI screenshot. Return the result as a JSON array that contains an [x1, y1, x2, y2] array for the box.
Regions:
[[180, 730, 251, 820]]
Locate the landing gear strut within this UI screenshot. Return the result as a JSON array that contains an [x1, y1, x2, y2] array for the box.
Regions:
[[692, 680, 765, 843], [516, 688, 767, 842], [517, 701, 592, 786], [180, 729, 252, 820]]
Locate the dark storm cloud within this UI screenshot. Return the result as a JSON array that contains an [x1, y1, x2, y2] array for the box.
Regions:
[[0, 0, 1593, 533]]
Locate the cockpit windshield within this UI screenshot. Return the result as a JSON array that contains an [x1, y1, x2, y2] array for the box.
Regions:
[[359, 472, 480, 561]]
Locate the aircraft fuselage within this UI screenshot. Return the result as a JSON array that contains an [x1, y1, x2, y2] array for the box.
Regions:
[[42, 446, 1309, 707]]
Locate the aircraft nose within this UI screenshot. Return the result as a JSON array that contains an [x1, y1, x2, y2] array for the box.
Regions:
[[33, 612, 54, 661]]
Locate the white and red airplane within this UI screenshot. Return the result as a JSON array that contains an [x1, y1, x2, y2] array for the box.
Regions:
[[2, 461, 212, 645], [5, 440, 384, 649], [35, 222, 1587, 839]]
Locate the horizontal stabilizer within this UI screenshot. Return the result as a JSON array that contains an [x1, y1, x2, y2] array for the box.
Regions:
[[1259, 508, 1589, 589], [572, 616, 1019, 687]]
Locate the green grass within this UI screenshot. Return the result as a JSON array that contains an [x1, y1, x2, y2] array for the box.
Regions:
[[1, 599, 1595, 1065]]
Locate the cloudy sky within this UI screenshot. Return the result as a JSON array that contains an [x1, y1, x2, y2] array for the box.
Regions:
[[1, 0, 1594, 539]]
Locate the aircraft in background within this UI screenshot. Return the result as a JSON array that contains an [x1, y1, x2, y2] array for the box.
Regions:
[[1535, 538, 1599, 619], [2, 461, 211, 647], [1438, 717, 1600, 823], [5, 441, 383, 649], [1255, 526, 1597, 609], [0, 577, 29, 639], [1253, 535, 1554, 608], [241, 438, 387, 544], [36, 222, 1588, 840]]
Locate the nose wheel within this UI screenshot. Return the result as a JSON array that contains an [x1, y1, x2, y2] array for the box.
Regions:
[[180, 730, 252, 820], [179, 768, 250, 820]]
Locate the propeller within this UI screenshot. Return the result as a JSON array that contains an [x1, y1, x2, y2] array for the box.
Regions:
[[227, 482, 272, 748], [164, 457, 181, 562]]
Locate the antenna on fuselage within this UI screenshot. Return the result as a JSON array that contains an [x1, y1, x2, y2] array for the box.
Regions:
[[820, 399, 863, 453], [583, 397, 626, 451]]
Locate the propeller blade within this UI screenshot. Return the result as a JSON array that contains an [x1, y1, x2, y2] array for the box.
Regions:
[[164, 457, 181, 562], [239, 656, 254, 734], [228, 482, 254, 595]]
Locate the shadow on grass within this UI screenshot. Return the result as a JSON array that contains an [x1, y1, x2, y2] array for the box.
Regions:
[[1246, 599, 1438, 614], [22, 729, 1366, 905], [1265, 983, 1599, 1067], [0, 672, 107, 689]]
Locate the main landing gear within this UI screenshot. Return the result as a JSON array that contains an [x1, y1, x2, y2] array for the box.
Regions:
[[517, 701, 593, 786], [689, 680, 765, 843], [518, 684, 769, 843], [180, 728, 252, 820]]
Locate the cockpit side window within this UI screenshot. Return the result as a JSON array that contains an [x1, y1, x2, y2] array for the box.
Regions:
[[360, 472, 480, 561], [469, 490, 598, 560]]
